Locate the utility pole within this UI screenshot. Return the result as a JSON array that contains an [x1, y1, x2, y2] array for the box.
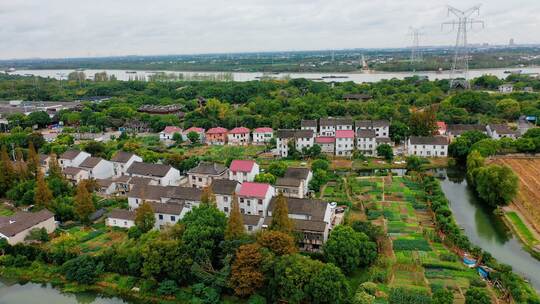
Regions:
[[442, 5, 484, 89]]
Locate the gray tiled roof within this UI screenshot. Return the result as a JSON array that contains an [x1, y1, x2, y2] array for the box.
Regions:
[[301, 120, 317, 128], [0, 210, 54, 237], [127, 162, 173, 177], [108, 209, 135, 221], [60, 149, 83, 160], [357, 129, 376, 138], [79, 157, 103, 169], [284, 167, 310, 180], [268, 196, 328, 221], [211, 179, 239, 195], [111, 151, 136, 163], [275, 177, 302, 187], [409, 136, 448, 145], [187, 162, 228, 176]]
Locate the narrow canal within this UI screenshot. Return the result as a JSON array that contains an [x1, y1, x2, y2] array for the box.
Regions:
[[439, 169, 540, 292]]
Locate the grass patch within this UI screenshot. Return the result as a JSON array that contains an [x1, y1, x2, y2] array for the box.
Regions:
[[506, 211, 537, 245]]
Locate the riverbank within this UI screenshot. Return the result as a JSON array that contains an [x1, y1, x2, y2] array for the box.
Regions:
[[501, 207, 540, 261]]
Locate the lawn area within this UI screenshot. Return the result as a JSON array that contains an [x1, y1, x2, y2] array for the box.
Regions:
[[0, 204, 15, 216], [506, 211, 538, 246]]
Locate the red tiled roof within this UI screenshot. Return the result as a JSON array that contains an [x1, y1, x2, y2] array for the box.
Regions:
[[437, 121, 447, 130], [163, 126, 182, 134], [315, 136, 335, 144], [254, 127, 273, 133], [229, 127, 250, 134], [336, 130, 355, 138], [185, 127, 205, 133], [207, 127, 228, 134], [230, 160, 255, 172], [238, 182, 270, 198]]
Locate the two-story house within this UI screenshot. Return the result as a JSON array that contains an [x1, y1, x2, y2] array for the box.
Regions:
[[228, 127, 251, 145], [407, 136, 449, 157], [355, 120, 390, 138], [229, 160, 259, 183], [212, 179, 240, 215], [301, 120, 318, 133], [487, 124, 520, 140], [315, 136, 335, 154], [237, 182, 275, 217], [110, 151, 142, 177], [206, 127, 228, 145], [356, 129, 377, 155], [159, 126, 183, 141], [126, 162, 180, 186], [252, 127, 273, 144], [187, 162, 229, 188], [335, 130, 355, 156], [275, 167, 312, 198], [58, 150, 90, 169], [79, 157, 114, 179]]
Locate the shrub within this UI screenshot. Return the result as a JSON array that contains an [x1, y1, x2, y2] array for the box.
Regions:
[[157, 279, 178, 296], [61, 255, 104, 284], [388, 287, 431, 304], [352, 291, 375, 304], [358, 282, 377, 296], [464, 287, 490, 304]]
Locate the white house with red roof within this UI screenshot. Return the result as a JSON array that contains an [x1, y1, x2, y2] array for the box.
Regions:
[[228, 127, 251, 145], [183, 127, 206, 143], [335, 130, 355, 156], [229, 160, 259, 183], [206, 127, 228, 145], [315, 136, 335, 154], [436, 121, 447, 136], [252, 127, 273, 144], [159, 126, 183, 141], [237, 182, 275, 217]]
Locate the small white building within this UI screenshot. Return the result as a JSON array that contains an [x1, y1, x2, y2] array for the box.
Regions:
[[58, 150, 90, 169], [111, 151, 142, 177], [106, 209, 135, 229], [96, 178, 117, 196], [356, 129, 377, 155], [319, 118, 336, 136], [229, 160, 259, 183], [315, 137, 335, 154], [301, 120, 318, 133], [228, 127, 251, 145], [487, 124, 520, 140], [237, 182, 275, 217], [212, 179, 241, 215], [159, 126, 183, 141], [355, 120, 390, 138], [79, 157, 114, 179], [187, 162, 229, 188], [252, 127, 273, 144], [0, 210, 56, 245], [275, 167, 312, 199], [63, 167, 90, 185], [335, 130, 355, 157], [407, 136, 449, 157], [276, 130, 296, 158], [151, 202, 183, 230], [126, 162, 181, 186], [295, 130, 315, 152], [499, 84, 514, 93]]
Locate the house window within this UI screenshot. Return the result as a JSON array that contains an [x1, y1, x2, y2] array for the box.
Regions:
[[241, 208, 245, 214], [198, 177, 202, 182], [124, 221, 127, 226], [171, 216, 176, 221], [247, 201, 251, 206], [240, 198, 244, 203], [159, 214, 163, 220], [224, 207, 229, 212], [248, 225, 253, 231], [258, 199, 263, 205], [223, 196, 228, 202], [113, 220, 117, 224]]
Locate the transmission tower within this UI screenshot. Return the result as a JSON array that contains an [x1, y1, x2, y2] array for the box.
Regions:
[[442, 5, 484, 89], [409, 27, 423, 63]]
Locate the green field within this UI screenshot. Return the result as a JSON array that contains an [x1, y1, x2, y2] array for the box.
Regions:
[[506, 211, 538, 246]]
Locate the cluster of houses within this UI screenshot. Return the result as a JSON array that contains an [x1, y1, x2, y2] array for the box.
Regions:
[[159, 126, 273, 146], [36, 149, 341, 252]]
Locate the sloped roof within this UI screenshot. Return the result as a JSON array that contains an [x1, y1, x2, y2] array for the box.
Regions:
[[230, 160, 256, 172], [187, 162, 228, 176], [60, 149, 83, 160], [276, 129, 296, 139], [63, 166, 82, 175], [254, 127, 273, 133], [162, 126, 182, 134], [284, 167, 310, 180], [357, 129, 376, 138], [111, 151, 136, 163], [295, 130, 314, 138], [211, 179, 239, 195], [206, 127, 228, 134], [301, 120, 317, 128], [336, 130, 355, 138], [268, 197, 328, 221], [0, 210, 54, 237], [127, 162, 173, 177], [262, 216, 327, 232], [229, 127, 250, 134], [409, 136, 448, 145], [108, 209, 135, 221], [79, 157, 103, 169], [238, 182, 271, 198], [184, 127, 205, 133], [149, 202, 183, 215], [489, 124, 519, 135], [315, 136, 335, 144], [275, 177, 302, 187], [242, 214, 263, 226], [447, 124, 486, 135]]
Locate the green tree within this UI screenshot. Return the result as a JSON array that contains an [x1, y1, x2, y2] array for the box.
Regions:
[[309, 169, 328, 192], [254, 173, 276, 184], [0, 146, 15, 194], [406, 156, 426, 172], [135, 201, 155, 233], [267, 162, 287, 177], [464, 287, 491, 304], [390, 122, 409, 144], [62, 255, 103, 284], [323, 225, 377, 274], [496, 98, 520, 120], [225, 193, 245, 240], [377, 144, 393, 161], [409, 108, 436, 136], [269, 194, 294, 234], [74, 181, 95, 224], [34, 171, 53, 209], [466, 150, 485, 186], [470, 139, 500, 157], [27, 142, 40, 176], [474, 164, 518, 207], [187, 131, 200, 144], [433, 288, 454, 304], [307, 263, 351, 304], [256, 230, 297, 255], [311, 159, 330, 172]]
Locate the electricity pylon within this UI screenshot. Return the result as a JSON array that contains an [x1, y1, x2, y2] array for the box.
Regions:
[[442, 5, 484, 89], [409, 27, 423, 63]]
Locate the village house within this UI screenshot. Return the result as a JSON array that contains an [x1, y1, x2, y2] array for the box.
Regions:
[[106, 209, 135, 229], [356, 129, 377, 155], [112, 175, 153, 196], [38, 154, 50, 173], [264, 197, 337, 252], [150, 202, 183, 230], [212, 179, 241, 215], [126, 162, 180, 186], [242, 214, 264, 233], [436, 121, 447, 136], [355, 120, 390, 138], [159, 126, 183, 141], [0, 210, 56, 245], [407, 136, 449, 157], [319, 118, 353, 136], [275, 167, 312, 199], [315, 136, 335, 154], [58, 150, 90, 169], [96, 178, 116, 196], [187, 162, 229, 188], [301, 120, 318, 133], [78, 157, 114, 179], [295, 130, 315, 152], [227, 127, 251, 145], [110, 151, 142, 177], [206, 127, 228, 145], [276, 129, 315, 158], [237, 182, 275, 217], [487, 124, 520, 140], [252, 127, 273, 144], [229, 160, 259, 183], [63, 166, 89, 185], [446, 124, 488, 140], [183, 127, 206, 143], [127, 184, 203, 218], [499, 83, 514, 93], [335, 130, 355, 157]]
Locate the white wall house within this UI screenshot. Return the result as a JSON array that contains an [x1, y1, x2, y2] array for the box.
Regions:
[[237, 182, 275, 217], [335, 118, 354, 131], [58, 150, 90, 169], [407, 136, 449, 157], [276, 130, 295, 158], [487, 124, 520, 140], [499, 84, 514, 93], [212, 179, 241, 215], [301, 120, 318, 133], [295, 130, 315, 152], [151, 202, 183, 230], [356, 129, 377, 155], [183, 127, 206, 143], [106, 209, 135, 229], [315, 137, 335, 154], [228, 127, 251, 145], [319, 118, 336, 136], [63, 167, 90, 185], [159, 126, 183, 141], [126, 162, 181, 186], [0, 210, 56, 245], [187, 162, 229, 188], [79, 157, 114, 179], [355, 120, 390, 138], [335, 130, 354, 156], [111, 151, 142, 177], [229, 160, 259, 183], [252, 127, 273, 144]]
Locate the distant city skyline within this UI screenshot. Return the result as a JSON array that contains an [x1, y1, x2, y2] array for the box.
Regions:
[[0, 0, 539, 60]]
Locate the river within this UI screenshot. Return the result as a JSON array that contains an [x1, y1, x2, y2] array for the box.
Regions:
[[0, 280, 127, 304], [439, 169, 540, 292], [7, 67, 540, 83]]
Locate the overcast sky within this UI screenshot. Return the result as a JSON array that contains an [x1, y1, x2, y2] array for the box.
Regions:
[[0, 0, 539, 59]]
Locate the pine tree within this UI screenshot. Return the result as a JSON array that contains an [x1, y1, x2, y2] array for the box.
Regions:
[[225, 193, 245, 240], [14, 147, 29, 179], [201, 186, 216, 206], [48, 153, 63, 180], [27, 142, 40, 177], [74, 180, 95, 225], [269, 193, 294, 234], [135, 201, 155, 232], [0, 146, 15, 194], [34, 171, 53, 209]]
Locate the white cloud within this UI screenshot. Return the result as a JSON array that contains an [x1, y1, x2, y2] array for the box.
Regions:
[[0, 0, 539, 59]]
